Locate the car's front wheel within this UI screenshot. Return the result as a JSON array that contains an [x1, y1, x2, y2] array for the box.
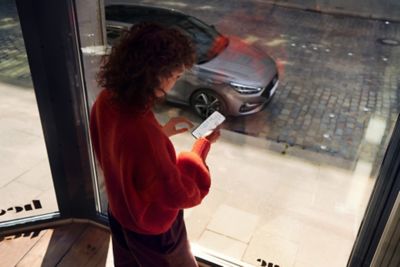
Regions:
[[190, 90, 226, 118]]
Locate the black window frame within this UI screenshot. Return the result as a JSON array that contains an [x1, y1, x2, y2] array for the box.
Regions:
[[0, 0, 106, 235]]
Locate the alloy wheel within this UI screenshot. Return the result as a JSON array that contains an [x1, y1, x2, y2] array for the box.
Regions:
[[192, 91, 223, 118]]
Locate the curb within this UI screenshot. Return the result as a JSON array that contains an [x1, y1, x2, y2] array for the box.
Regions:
[[263, 0, 400, 23]]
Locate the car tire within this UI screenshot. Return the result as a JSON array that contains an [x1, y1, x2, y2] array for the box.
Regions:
[[190, 89, 226, 118]]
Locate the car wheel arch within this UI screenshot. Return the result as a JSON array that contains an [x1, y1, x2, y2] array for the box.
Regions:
[[190, 88, 228, 118]]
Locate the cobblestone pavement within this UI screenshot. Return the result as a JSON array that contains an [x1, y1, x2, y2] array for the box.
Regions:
[[263, 0, 400, 22], [0, 0, 32, 88], [139, 0, 400, 164], [2, 0, 400, 166]]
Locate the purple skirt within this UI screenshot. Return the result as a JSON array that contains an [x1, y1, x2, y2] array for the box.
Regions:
[[108, 209, 198, 267]]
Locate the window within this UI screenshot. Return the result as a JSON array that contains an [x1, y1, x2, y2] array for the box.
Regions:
[[79, 1, 400, 266]]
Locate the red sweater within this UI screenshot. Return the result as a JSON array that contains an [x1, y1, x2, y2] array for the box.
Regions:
[[89, 90, 211, 234]]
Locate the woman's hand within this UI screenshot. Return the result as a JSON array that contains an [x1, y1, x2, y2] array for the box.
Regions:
[[162, 117, 194, 137], [204, 128, 221, 144]]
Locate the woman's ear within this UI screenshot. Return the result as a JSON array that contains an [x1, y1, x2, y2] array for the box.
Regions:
[[155, 75, 165, 97], [155, 88, 167, 98]]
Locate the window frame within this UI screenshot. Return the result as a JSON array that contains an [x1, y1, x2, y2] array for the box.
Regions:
[[0, 0, 105, 234]]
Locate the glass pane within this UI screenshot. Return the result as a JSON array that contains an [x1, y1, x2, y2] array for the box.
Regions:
[[0, 0, 58, 223], [79, 0, 400, 266], [76, 0, 109, 214]]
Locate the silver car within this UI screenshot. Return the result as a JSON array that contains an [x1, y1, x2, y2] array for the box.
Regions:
[[105, 4, 279, 118]]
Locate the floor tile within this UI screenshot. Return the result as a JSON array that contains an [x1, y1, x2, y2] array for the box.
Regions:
[[0, 181, 43, 221], [15, 159, 53, 191], [186, 188, 228, 241], [34, 187, 58, 214], [256, 212, 305, 243], [207, 204, 259, 243], [0, 127, 48, 185], [197, 230, 248, 260], [295, 224, 354, 267], [243, 233, 298, 267]]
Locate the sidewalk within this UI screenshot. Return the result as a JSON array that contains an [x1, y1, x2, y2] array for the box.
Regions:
[[263, 0, 400, 22], [156, 109, 375, 267], [0, 82, 58, 222]]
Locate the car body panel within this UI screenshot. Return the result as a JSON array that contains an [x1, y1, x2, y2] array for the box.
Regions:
[[200, 36, 277, 87], [104, 3, 279, 117]]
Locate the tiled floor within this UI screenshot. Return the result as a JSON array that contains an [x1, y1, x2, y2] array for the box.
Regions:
[[0, 82, 58, 222], [1, 83, 378, 267], [169, 124, 376, 267], [197, 230, 248, 260], [207, 205, 259, 243]]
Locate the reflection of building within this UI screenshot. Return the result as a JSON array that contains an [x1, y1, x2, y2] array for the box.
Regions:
[[1, 0, 399, 266]]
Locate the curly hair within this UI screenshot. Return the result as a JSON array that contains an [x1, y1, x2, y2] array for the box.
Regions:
[[97, 22, 195, 110]]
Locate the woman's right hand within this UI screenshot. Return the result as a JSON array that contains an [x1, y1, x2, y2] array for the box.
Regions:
[[162, 116, 194, 137], [204, 128, 221, 144]]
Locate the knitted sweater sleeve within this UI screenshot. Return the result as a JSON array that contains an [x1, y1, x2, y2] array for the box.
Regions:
[[123, 123, 212, 210]]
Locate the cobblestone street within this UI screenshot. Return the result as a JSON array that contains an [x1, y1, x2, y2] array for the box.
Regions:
[[140, 0, 400, 164], [0, 0, 32, 88], [224, 5, 400, 162]]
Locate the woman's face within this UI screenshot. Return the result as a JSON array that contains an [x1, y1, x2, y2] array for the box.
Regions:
[[156, 68, 185, 97]]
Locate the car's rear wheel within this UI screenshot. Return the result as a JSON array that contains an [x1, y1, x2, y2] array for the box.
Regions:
[[190, 90, 226, 118]]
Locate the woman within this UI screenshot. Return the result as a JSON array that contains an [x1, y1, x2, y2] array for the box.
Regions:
[[90, 22, 220, 266]]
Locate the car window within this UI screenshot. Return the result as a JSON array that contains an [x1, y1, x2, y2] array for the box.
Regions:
[[106, 27, 123, 45], [105, 5, 228, 65], [105, 5, 125, 21], [106, 5, 139, 22], [176, 17, 227, 64]]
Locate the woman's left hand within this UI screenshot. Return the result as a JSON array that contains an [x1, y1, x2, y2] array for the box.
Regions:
[[162, 117, 194, 137]]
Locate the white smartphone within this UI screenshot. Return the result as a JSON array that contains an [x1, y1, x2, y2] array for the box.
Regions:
[[192, 111, 226, 139]]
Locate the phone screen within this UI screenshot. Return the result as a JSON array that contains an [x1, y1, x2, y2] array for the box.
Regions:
[[192, 111, 226, 139]]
